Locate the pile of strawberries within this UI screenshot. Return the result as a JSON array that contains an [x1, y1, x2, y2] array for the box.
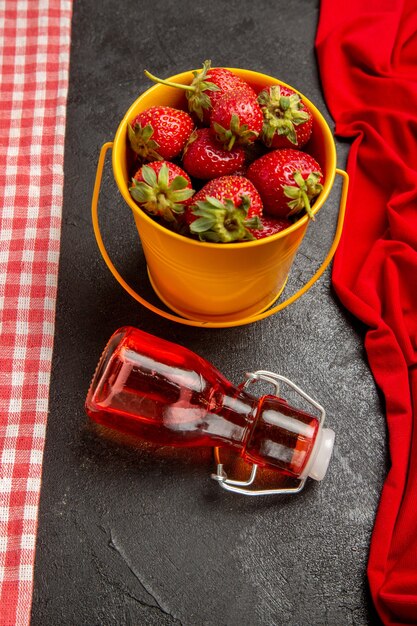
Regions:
[[127, 60, 324, 243]]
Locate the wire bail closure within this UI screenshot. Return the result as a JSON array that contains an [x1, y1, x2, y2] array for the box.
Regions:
[[211, 370, 326, 496]]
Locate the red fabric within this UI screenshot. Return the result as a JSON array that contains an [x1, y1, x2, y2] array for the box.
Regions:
[[316, 1, 417, 624], [0, 1, 72, 624]]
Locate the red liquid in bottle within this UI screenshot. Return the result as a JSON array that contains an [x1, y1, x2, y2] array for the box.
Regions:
[[86, 327, 329, 480]]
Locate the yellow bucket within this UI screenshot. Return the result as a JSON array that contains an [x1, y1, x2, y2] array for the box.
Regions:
[[92, 69, 349, 328]]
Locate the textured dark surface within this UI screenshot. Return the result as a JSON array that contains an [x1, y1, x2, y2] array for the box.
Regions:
[[31, 1, 387, 624]]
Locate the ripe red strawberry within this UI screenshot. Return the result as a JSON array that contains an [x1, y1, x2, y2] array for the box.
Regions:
[[128, 106, 194, 161], [185, 175, 262, 243], [246, 149, 323, 219], [182, 128, 246, 179], [145, 60, 257, 124], [210, 89, 263, 150], [250, 216, 291, 240], [258, 85, 313, 149], [129, 161, 194, 223]]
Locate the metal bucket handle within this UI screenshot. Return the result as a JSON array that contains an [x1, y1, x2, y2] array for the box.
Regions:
[[91, 141, 349, 329]]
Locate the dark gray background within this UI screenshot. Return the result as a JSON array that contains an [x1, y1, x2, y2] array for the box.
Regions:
[[31, 1, 387, 624]]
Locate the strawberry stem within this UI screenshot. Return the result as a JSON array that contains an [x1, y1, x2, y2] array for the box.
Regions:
[[227, 135, 236, 151], [300, 189, 314, 220], [144, 70, 196, 92]]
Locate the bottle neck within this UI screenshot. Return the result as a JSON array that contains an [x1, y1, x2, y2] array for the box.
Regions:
[[204, 385, 258, 449]]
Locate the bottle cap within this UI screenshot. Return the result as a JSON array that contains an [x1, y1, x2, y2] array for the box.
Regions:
[[300, 427, 335, 481]]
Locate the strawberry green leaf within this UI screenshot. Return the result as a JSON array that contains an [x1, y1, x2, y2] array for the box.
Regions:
[[279, 95, 291, 111], [193, 197, 228, 213], [169, 175, 190, 191], [141, 164, 158, 187], [190, 216, 218, 233], [199, 232, 223, 243], [170, 188, 195, 202], [129, 180, 153, 203], [201, 83, 220, 92], [244, 215, 262, 229], [141, 124, 155, 141], [157, 162, 169, 188]]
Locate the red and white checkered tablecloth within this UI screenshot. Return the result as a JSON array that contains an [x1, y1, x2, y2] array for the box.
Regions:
[[0, 1, 73, 624]]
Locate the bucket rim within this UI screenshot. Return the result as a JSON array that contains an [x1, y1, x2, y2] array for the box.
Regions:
[[112, 68, 337, 250]]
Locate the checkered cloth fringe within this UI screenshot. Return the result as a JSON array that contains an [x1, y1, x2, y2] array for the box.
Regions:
[[0, 1, 72, 624]]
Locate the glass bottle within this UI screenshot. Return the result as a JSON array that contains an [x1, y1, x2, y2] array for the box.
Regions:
[[85, 326, 334, 482]]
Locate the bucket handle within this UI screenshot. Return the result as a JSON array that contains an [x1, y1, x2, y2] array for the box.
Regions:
[[92, 142, 349, 328]]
